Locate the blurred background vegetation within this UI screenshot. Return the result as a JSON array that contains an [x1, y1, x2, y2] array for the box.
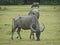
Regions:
[[0, 0, 60, 5]]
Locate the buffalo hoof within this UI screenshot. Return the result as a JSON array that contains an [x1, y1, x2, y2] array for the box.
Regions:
[[16, 36, 22, 39], [20, 37, 22, 39], [16, 36, 18, 39], [11, 37, 13, 40], [36, 39, 40, 41]]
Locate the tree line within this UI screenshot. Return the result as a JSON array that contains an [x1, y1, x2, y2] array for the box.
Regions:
[[0, 0, 60, 5]]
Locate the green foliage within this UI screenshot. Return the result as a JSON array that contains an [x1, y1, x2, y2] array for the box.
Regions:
[[0, 0, 24, 5], [0, 0, 60, 5], [0, 6, 7, 11], [0, 5, 60, 45], [40, 0, 60, 5]]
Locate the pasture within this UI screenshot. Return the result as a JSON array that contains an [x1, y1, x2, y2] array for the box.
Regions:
[[0, 5, 60, 45]]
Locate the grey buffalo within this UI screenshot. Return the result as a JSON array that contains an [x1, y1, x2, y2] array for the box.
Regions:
[[11, 15, 45, 41], [28, 8, 40, 19], [31, 2, 39, 8]]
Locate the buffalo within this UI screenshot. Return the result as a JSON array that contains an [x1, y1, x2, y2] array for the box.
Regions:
[[28, 8, 40, 19], [31, 2, 39, 8], [11, 15, 45, 41]]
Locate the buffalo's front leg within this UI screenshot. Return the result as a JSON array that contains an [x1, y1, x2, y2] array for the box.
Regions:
[[36, 31, 40, 41]]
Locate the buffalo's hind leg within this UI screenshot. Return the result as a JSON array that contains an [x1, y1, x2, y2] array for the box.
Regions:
[[30, 24, 36, 40], [16, 27, 22, 39], [11, 26, 17, 40], [30, 31, 35, 40]]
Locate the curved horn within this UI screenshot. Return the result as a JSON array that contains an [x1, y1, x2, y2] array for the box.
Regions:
[[40, 23, 45, 32], [30, 24, 36, 32]]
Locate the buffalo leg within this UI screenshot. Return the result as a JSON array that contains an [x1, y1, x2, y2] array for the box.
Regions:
[[16, 27, 22, 39], [11, 26, 17, 40], [30, 31, 35, 40], [36, 31, 40, 41], [30, 23, 36, 40]]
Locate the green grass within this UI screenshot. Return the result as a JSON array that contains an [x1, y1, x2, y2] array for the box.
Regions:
[[0, 5, 60, 45]]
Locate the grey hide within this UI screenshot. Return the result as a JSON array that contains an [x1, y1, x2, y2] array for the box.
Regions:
[[11, 15, 45, 41], [31, 2, 39, 8], [28, 8, 40, 19]]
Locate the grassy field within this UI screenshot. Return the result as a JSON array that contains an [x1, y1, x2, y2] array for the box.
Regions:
[[0, 5, 60, 45]]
